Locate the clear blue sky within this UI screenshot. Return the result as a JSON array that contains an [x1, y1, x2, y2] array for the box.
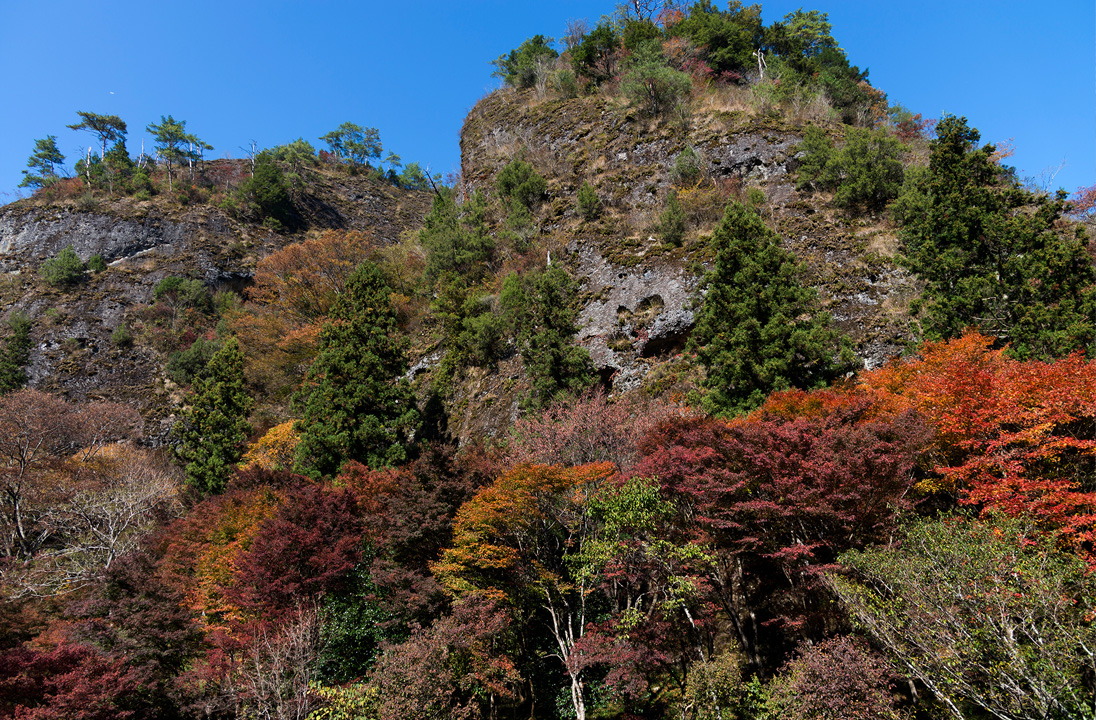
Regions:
[[1, 1, 1092, 203]]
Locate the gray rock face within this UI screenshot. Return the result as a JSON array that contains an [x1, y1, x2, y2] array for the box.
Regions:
[[573, 245, 700, 392]]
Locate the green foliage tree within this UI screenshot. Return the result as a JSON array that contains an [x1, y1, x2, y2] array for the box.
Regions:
[[898, 114, 1096, 359], [172, 337, 253, 494], [320, 122, 382, 166], [764, 9, 876, 123], [659, 190, 687, 246], [796, 126, 904, 211], [0, 313, 32, 394], [690, 203, 857, 415], [19, 136, 65, 189], [420, 188, 494, 286], [666, 0, 764, 77], [271, 138, 318, 192], [293, 261, 419, 477], [396, 161, 431, 190], [239, 150, 294, 228], [834, 516, 1096, 720], [496, 158, 547, 210], [620, 41, 693, 116], [40, 246, 86, 287], [492, 34, 559, 89], [500, 264, 596, 407], [146, 115, 190, 191], [68, 111, 127, 163], [571, 21, 620, 84]]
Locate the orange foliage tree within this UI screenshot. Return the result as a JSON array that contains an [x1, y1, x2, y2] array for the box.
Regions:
[[857, 333, 1096, 559], [240, 421, 300, 472], [232, 230, 379, 401], [432, 462, 615, 720]]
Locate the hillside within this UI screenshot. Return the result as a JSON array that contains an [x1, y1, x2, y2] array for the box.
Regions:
[[2, 6, 1096, 720], [0, 163, 431, 434]]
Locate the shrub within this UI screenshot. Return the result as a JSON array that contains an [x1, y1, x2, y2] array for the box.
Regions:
[[670, 146, 704, 187], [153, 276, 212, 313], [576, 182, 600, 219], [87, 254, 107, 272], [658, 191, 687, 246], [110, 322, 133, 348], [40, 246, 86, 287], [795, 126, 837, 191], [554, 68, 579, 97], [496, 158, 547, 210]]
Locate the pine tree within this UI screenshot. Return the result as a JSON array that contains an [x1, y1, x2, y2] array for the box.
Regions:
[[690, 202, 857, 415], [293, 261, 419, 477], [898, 115, 1096, 359], [172, 337, 252, 494], [19, 136, 65, 189]]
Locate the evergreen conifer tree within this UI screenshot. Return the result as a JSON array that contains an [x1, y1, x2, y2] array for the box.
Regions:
[[293, 261, 419, 477], [500, 264, 595, 407], [0, 313, 32, 394], [172, 337, 252, 494], [19, 136, 65, 189], [690, 202, 857, 415], [898, 114, 1096, 359]]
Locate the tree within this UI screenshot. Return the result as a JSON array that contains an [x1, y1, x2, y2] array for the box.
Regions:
[[858, 332, 1096, 561], [500, 265, 596, 407], [620, 41, 693, 116], [238, 150, 293, 227], [145, 115, 190, 191], [368, 596, 521, 720], [0, 392, 140, 560], [319, 122, 381, 166], [834, 516, 1096, 720], [19, 136, 65, 189], [419, 189, 494, 287], [665, 1, 764, 77], [633, 401, 930, 666], [172, 337, 253, 494], [293, 261, 419, 477], [432, 462, 616, 720], [690, 202, 857, 415], [10, 447, 181, 597], [270, 138, 318, 192], [231, 482, 363, 616], [898, 115, 1096, 359], [0, 390, 79, 558], [67, 112, 126, 168], [797, 127, 904, 212], [506, 390, 681, 470], [571, 21, 620, 84], [766, 637, 901, 720], [492, 34, 559, 89], [0, 312, 32, 393]]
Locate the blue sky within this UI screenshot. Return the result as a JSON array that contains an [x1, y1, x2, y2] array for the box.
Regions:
[[1, 1, 1092, 202]]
